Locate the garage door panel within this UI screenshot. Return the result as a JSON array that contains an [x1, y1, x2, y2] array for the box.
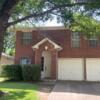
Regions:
[[86, 59, 100, 81], [58, 58, 84, 80]]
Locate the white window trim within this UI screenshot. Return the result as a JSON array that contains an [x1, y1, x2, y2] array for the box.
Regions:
[[22, 32, 32, 45], [71, 32, 80, 48], [20, 57, 31, 65], [89, 37, 98, 47]]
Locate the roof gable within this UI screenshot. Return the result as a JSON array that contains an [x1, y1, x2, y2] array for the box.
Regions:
[[32, 38, 62, 51]]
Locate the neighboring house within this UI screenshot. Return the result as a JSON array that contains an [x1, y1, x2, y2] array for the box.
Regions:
[[0, 53, 14, 65], [15, 27, 100, 81]]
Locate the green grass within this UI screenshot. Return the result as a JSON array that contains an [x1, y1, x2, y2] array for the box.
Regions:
[[0, 82, 39, 100]]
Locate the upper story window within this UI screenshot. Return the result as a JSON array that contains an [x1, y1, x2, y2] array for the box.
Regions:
[[21, 32, 32, 45], [20, 57, 31, 65], [71, 32, 80, 48], [89, 37, 98, 47]]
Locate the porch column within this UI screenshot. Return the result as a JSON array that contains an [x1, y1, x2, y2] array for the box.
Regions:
[[35, 49, 41, 65], [51, 49, 58, 79]]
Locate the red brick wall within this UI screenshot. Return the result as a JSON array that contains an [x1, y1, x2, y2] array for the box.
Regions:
[[15, 31, 35, 64], [58, 32, 100, 58], [34, 41, 57, 79], [15, 29, 100, 64], [15, 29, 100, 79]]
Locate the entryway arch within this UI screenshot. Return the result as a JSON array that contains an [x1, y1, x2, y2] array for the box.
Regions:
[[32, 38, 62, 79]]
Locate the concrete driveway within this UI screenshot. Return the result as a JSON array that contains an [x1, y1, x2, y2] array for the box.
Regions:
[[48, 81, 100, 100]]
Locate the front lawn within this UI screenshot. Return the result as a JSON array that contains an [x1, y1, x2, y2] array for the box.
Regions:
[[0, 82, 39, 100]]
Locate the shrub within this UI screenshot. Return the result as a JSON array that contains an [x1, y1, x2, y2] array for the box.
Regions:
[[22, 64, 40, 81], [12, 65, 23, 80], [32, 65, 41, 81], [21, 65, 32, 81], [0, 65, 22, 81], [0, 64, 41, 82]]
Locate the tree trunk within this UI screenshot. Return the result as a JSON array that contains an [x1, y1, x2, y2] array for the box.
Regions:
[[0, 21, 7, 60], [0, 14, 11, 61], [0, 0, 19, 61]]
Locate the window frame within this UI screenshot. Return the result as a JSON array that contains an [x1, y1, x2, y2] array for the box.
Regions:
[[89, 37, 98, 48], [71, 32, 80, 48], [20, 57, 31, 65], [21, 32, 32, 45]]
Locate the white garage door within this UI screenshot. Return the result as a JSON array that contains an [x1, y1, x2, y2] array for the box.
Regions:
[[58, 58, 84, 80], [86, 58, 100, 81]]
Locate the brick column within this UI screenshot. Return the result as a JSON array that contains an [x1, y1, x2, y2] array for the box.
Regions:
[[35, 49, 41, 65], [51, 50, 58, 79]]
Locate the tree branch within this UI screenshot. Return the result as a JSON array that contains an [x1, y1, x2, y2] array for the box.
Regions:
[[7, 2, 100, 27]]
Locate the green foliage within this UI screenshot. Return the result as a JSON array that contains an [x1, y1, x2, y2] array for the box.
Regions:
[[0, 64, 40, 82], [0, 0, 100, 26], [0, 65, 22, 81], [32, 65, 41, 81], [7, 49, 15, 56], [1, 0, 99, 52], [0, 65, 40, 81], [11, 0, 44, 20], [3, 32, 15, 56], [21, 65, 33, 81], [22, 65, 40, 81], [8, 0, 79, 24], [70, 14, 100, 38], [1, 0, 100, 33]]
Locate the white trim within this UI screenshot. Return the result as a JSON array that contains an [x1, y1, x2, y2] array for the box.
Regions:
[[9, 26, 68, 32], [32, 38, 62, 51]]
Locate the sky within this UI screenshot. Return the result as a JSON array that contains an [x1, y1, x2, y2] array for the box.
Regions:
[[36, 16, 63, 27], [41, 19, 63, 27]]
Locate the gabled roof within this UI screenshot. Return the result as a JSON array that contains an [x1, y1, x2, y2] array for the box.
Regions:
[[32, 38, 62, 51]]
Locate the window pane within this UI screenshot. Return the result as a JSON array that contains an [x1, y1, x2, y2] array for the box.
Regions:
[[20, 57, 31, 65], [72, 40, 80, 48], [71, 32, 80, 48], [72, 32, 80, 39], [89, 37, 98, 47], [21, 32, 32, 45]]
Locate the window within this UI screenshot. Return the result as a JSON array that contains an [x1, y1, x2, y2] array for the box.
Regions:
[[71, 32, 80, 48], [20, 57, 31, 65], [21, 32, 32, 45], [89, 37, 98, 47]]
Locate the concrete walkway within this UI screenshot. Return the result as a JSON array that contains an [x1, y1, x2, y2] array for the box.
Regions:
[[48, 81, 100, 100]]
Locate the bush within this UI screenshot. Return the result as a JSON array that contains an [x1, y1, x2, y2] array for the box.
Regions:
[[0, 65, 22, 81], [0, 64, 41, 82], [32, 65, 41, 81], [22, 64, 40, 81], [21, 65, 32, 81]]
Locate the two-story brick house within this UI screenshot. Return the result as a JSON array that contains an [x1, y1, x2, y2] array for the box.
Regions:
[[15, 27, 100, 81]]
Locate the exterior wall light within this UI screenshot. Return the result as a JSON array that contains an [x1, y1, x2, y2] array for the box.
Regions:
[[45, 46, 48, 50]]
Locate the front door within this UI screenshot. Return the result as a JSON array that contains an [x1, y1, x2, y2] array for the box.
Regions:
[[42, 51, 51, 78]]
